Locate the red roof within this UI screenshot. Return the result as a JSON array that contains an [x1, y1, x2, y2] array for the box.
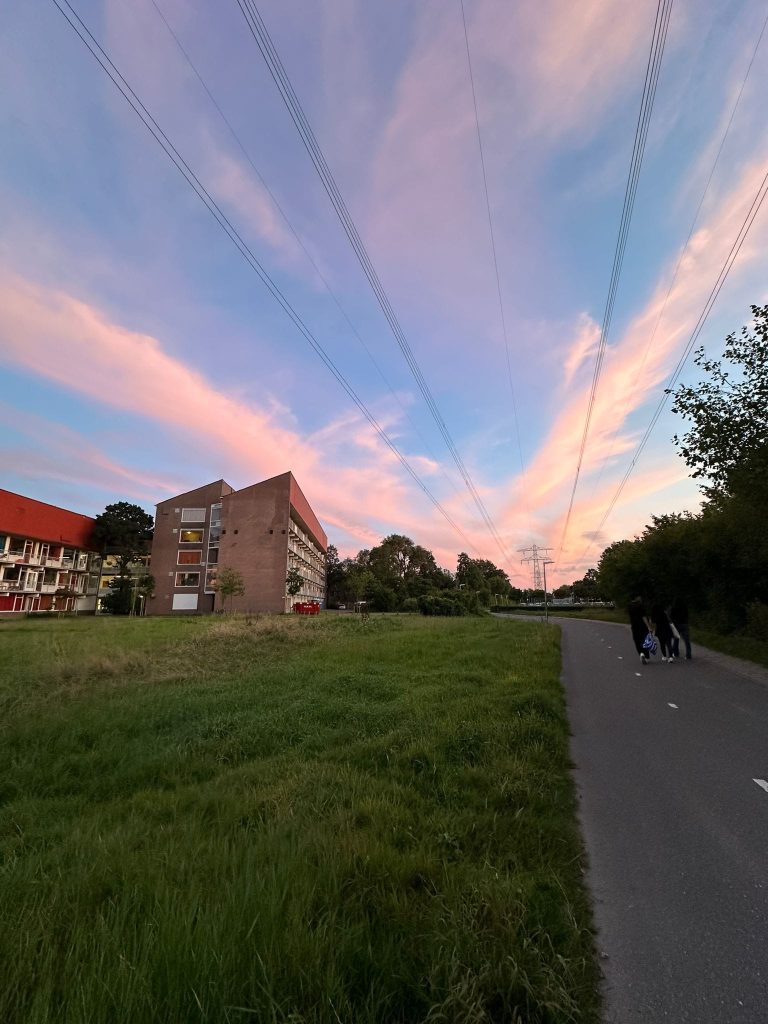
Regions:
[[0, 489, 96, 549]]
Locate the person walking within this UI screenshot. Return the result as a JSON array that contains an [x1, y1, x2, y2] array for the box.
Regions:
[[670, 596, 692, 660], [628, 597, 653, 664], [651, 601, 676, 662]]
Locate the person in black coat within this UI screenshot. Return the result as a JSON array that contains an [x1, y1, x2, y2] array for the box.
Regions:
[[670, 597, 692, 660], [651, 602, 675, 662], [628, 596, 653, 664]]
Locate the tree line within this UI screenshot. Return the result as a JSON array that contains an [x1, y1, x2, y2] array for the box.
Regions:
[[325, 536, 526, 614], [595, 305, 768, 638]]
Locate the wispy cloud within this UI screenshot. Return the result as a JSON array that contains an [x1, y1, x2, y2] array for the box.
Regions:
[[504, 153, 768, 576], [0, 269, 478, 562]]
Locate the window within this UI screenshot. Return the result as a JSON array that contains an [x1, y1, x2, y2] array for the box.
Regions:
[[205, 568, 218, 592], [179, 530, 204, 544], [175, 572, 200, 587], [181, 508, 206, 523], [172, 594, 198, 611], [177, 550, 202, 565]]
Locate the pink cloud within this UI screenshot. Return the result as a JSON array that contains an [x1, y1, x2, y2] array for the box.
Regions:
[[0, 269, 502, 566], [501, 154, 768, 579]]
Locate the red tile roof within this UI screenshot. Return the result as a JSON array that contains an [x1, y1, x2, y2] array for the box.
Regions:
[[0, 489, 96, 549]]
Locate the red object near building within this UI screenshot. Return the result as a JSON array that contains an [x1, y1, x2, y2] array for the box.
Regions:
[[293, 601, 321, 615]]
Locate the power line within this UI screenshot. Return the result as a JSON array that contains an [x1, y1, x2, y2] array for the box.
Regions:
[[585, 5, 768, 506], [148, 0, 464, 501], [582, 162, 768, 560], [235, 0, 515, 572], [458, 0, 526, 483], [556, 0, 674, 562], [49, 0, 482, 557]]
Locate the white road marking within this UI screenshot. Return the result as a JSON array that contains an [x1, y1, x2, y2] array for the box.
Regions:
[[618, 656, 623, 660], [753, 779, 768, 794], [668, 703, 678, 709], [635, 672, 642, 677]]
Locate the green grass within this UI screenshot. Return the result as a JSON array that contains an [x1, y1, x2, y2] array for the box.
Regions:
[[0, 614, 599, 1023], [692, 628, 768, 670]]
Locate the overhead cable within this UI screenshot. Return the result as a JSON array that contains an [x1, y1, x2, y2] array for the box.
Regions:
[[556, 0, 674, 562], [235, 0, 515, 572], [582, 163, 768, 557], [148, 0, 464, 501], [585, 5, 768, 506], [458, 0, 527, 484], [49, 0, 481, 557]]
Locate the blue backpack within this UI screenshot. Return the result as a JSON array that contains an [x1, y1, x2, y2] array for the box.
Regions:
[[642, 632, 658, 655]]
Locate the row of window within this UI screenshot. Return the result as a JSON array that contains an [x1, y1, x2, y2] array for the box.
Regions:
[[175, 570, 218, 589]]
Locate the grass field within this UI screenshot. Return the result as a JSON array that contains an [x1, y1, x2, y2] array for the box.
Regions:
[[0, 613, 599, 1023]]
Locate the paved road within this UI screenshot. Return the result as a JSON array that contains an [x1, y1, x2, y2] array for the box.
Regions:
[[556, 617, 768, 1022]]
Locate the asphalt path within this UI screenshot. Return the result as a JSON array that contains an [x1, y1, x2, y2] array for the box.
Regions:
[[550, 616, 768, 1022]]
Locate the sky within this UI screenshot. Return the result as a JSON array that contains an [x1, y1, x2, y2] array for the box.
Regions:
[[1, 0, 767, 587]]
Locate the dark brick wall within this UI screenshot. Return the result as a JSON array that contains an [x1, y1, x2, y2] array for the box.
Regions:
[[147, 479, 233, 616]]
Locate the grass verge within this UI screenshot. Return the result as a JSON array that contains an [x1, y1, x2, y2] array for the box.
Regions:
[[0, 614, 599, 1023]]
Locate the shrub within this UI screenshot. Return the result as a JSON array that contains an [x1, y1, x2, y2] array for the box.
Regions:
[[744, 601, 768, 641], [418, 595, 466, 617]]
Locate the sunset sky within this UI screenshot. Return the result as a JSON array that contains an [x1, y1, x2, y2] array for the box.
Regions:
[[2, 0, 767, 585]]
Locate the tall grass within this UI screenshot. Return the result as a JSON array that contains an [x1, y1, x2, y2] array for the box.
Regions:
[[0, 614, 598, 1023]]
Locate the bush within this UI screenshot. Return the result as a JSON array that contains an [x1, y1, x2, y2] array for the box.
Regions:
[[744, 601, 768, 641], [369, 583, 398, 612], [418, 595, 467, 617], [401, 597, 420, 613]]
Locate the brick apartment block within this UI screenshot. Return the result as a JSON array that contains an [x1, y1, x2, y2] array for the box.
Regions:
[[148, 472, 327, 615]]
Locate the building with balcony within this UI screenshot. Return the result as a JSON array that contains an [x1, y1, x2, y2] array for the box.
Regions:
[[0, 489, 100, 615], [97, 554, 152, 613], [148, 472, 327, 615]]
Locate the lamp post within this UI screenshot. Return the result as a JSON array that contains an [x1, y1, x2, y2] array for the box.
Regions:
[[542, 560, 554, 623]]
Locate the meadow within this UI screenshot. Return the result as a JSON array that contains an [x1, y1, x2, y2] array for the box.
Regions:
[[0, 613, 598, 1023]]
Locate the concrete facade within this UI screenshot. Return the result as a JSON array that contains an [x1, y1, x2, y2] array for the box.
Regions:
[[147, 473, 326, 616]]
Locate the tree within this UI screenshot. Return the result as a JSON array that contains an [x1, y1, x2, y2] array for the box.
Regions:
[[102, 578, 130, 615], [670, 305, 768, 500], [325, 544, 346, 607], [91, 502, 154, 573], [286, 566, 304, 599], [456, 553, 510, 606], [214, 567, 245, 613]]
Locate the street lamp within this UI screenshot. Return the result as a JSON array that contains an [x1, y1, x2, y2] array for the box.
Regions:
[[542, 560, 554, 623]]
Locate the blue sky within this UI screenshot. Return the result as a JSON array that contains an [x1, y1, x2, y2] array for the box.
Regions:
[[1, 0, 767, 584]]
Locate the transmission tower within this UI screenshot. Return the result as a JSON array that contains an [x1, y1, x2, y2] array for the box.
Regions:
[[519, 544, 552, 592]]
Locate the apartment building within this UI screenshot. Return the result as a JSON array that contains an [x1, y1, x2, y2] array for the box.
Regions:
[[0, 489, 100, 615], [148, 472, 327, 615]]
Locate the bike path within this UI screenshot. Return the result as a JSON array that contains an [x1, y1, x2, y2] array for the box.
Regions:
[[555, 616, 768, 1023]]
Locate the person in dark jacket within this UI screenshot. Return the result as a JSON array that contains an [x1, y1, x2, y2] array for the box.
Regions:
[[670, 597, 692, 660], [628, 596, 653, 664], [651, 602, 676, 662]]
